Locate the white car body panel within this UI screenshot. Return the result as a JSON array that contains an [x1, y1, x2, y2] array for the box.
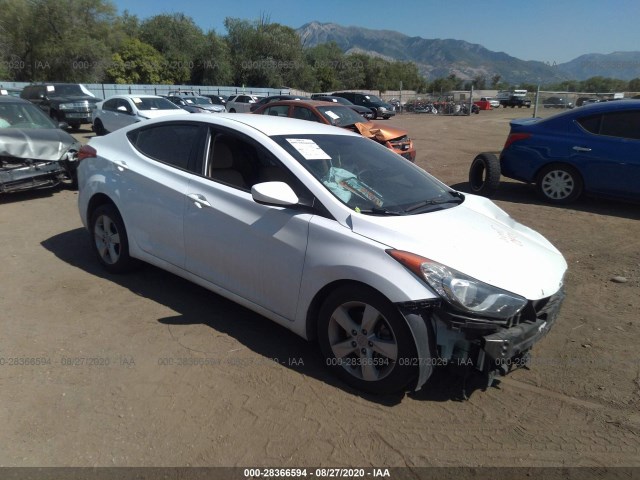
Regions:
[[348, 194, 567, 300], [184, 175, 311, 321], [78, 113, 566, 345]]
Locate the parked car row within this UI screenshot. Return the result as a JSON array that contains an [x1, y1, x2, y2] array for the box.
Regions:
[[0, 95, 80, 193], [252, 99, 415, 161]]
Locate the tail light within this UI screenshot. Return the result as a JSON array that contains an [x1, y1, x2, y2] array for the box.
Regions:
[[503, 133, 531, 150], [78, 145, 97, 163]]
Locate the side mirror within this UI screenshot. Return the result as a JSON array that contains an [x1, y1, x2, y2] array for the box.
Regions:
[[117, 106, 128, 113], [58, 121, 69, 129], [251, 181, 299, 206]]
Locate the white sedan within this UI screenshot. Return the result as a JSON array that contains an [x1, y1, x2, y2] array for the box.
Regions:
[[92, 94, 189, 135], [226, 94, 262, 113], [77, 114, 567, 394]]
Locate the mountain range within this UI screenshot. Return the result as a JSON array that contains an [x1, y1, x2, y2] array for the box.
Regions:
[[297, 22, 640, 84]]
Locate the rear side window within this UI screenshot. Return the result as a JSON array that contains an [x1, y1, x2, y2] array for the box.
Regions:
[[577, 115, 600, 134], [292, 106, 318, 122], [577, 110, 640, 140], [600, 111, 640, 140], [127, 123, 202, 171], [103, 99, 118, 111], [262, 105, 289, 117]]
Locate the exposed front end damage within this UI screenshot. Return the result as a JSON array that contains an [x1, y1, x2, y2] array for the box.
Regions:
[[399, 289, 565, 392], [353, 122, 416, 162], [0, 130, 79, 193]]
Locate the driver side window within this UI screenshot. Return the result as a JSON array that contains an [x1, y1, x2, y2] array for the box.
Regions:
[[205, 130, 308, 199]]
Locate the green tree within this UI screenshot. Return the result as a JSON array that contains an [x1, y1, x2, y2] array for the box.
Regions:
[[140, 13, 207, 84], [105, 38, 168, 84], [192, 31, 233, 86], [628, 78, 640, 92], [473, 75, 487, 90], [224, 17, 308, 89], [304, 42, 344, 92], [30, 0, 117, 82], [0, 0, 118, 82]]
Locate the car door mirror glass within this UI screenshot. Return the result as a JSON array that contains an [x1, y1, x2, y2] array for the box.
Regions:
[[251, 181, 299, 206]]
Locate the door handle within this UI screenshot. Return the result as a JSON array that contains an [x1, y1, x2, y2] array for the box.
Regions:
[[572, 146, 592, 152], [187, 193, 212, 208]]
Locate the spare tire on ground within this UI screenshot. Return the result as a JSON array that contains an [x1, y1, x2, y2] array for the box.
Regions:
[[468, 153, 501, 197]]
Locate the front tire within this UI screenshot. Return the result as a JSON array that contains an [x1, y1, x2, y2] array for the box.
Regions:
[[468, 153, 500, 196], [536, 164, 583, 204], [89, 204, 138, 273], [93, 119, 107, 136], [317, 285, 418, 394]]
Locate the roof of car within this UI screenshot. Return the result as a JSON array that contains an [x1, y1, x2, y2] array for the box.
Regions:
[[543, 98, 640, 120], [105, 94, 164, 99], [131, 112, 360, 138], [255, 99, 344, 109], [573, 98, 640, 111]]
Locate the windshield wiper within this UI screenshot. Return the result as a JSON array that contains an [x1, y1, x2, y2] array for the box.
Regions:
[[357, 207, 405, 216], [403, 196, 463, 214]]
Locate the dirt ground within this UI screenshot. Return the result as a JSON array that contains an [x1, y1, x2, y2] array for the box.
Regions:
[[0, 108, 639, 472]]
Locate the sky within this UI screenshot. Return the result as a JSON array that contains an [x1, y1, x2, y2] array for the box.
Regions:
[[111, 0, 640, 64]]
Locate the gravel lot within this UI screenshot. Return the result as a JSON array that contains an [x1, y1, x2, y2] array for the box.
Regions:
[[1, 108, 639, 471]]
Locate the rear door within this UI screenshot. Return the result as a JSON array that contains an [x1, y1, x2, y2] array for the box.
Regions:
[[574, 109, 640, 198], [111, 98, 135, 131], [98, 98, 118, 131], [124, 121, 206, 267]]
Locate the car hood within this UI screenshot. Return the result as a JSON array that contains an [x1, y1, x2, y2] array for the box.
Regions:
[[198, 104, 226, 112], [348, 194, 566, 300], [353, 122, 407, 141], [0, 128, 78, 161], [140, 109, 190, 119]]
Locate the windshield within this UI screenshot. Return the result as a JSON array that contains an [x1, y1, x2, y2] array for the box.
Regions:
[[331, 97, 353, 106], [49, 84, 92, 96], [192, 97, 212, 105], [0, 102, 57, 129], [362, 94, 384, 105], [134, 97, 181, 111], [316, 106, 368, 127], [272, 134, 461, 215]]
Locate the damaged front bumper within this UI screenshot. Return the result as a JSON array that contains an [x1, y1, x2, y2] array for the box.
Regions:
[[0, 152, 78, 193], [400, 289, 565, 391]]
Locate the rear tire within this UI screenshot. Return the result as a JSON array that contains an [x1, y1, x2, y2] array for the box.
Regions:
[[317, 284, 419, 394], [468, 153, 501, 197], [536, 164, 583, 204], [93, 119, 107, 136], [89, 204, 139, 273]]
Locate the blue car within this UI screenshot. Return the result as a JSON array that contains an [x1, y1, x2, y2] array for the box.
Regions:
[[469, 99, 640, 203]]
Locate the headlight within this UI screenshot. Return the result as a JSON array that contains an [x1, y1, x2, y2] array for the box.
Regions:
[[387, 250, 527, 319], [58, 103, 72, 110]]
